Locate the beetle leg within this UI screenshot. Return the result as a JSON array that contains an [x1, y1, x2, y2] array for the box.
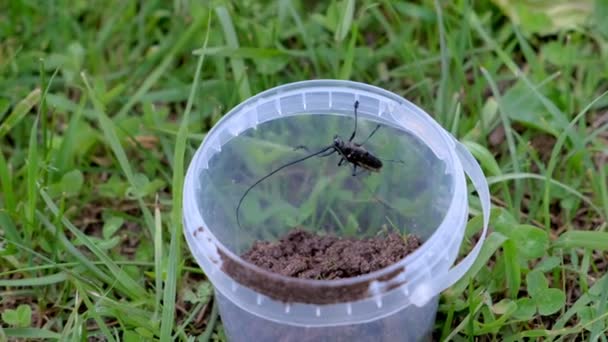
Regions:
[[338, 158, 345, 166], [357, 124, 381, 146], [351, 165, 357, 176]]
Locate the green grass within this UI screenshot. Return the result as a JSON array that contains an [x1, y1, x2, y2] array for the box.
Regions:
[[1, 0, 608, 340]]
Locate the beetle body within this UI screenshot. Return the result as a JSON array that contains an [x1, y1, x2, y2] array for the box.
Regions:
[[333, 136, 383, 172]]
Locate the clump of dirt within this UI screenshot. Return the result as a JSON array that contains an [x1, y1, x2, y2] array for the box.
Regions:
[[241, 229, 421, 280], [220, 228, 422, 304]]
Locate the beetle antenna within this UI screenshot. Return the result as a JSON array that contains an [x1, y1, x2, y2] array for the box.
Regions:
[[379, 158, 407, 165], [236, 145, 336, 230], [357, 124, 381, 146], [349, 100, 359, 142]]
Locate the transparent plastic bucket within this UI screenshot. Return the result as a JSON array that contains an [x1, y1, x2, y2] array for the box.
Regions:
[[183, 80, 490, 341]]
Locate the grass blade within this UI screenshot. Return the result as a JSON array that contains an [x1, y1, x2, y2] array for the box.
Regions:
[[590, 274, 608, 341], [54, 97, 86, 175], [193, 46, 287, 58], [3, 328, 60, 340], [160, 13, 212, 341], [39, 189, 148, 301], [551, 274, 608, 334], [339, 22, 358, 80], [335, 0, 355, 42], [487, 173, 602, 216], [278, 0, 320, 74], [0, 151, 16, 214], [0, 212, 20, 245], [445, 232, 508, 297], [0, 272, 67, 287], [199, 299, 219, 342], [115, 14, 207, 119], [73, 280, 117, 342], [215, 5, 251, 102], [479, 66, 522, 217], [554, 231, 608, 251], [0, 88, 41, 139], [434, 0, 450, 126], [154, 196, 163, 320], [25, 116, 39, 241], [81, 73, 155, 234], [468, 13, 575, 142], [36, 212, 113, 286], [542, 90, 608, 227], [502, 239, 521, 298], [38, 66, 59, 157]]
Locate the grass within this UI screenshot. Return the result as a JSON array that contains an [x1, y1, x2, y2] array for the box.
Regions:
[[1, 0, 607, 340]]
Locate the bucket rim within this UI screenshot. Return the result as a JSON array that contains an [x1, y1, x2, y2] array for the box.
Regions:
[[183, 79, 468, 291]]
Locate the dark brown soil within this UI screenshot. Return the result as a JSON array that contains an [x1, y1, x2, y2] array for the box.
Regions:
[[220, 228, 422, 304], [241, 229, 421, 280]]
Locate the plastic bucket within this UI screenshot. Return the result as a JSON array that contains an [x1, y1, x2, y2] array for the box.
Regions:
[[183, 80, 490, 341]]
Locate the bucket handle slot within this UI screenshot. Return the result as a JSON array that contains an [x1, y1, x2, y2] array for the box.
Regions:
[[411, 138, 490, 307]]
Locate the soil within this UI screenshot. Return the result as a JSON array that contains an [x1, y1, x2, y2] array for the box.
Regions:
[[241, 229, 421, 280], [220, 228, 422, 304]]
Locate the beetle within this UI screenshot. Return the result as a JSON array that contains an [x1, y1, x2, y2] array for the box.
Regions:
[[236, 100, 393, 230]]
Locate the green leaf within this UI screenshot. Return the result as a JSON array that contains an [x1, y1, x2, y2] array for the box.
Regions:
[[491, 298, 517, 315], [534, 256, 561, 272], [463, 98, 499, 141], [102, 215, 124, 240], [60, 169, 84, 196], [98, 175, 128, 198], [542, 41, 580, 66], [526, 270, 548, 298], [491, 0, 593, 36], [125, 173, 165, 199], [123, 330, 144, 342], [183, 282, 213, 305], [501, 82, 561, 136], [536, 288, 566, 316], [509, 224, 549, 259], [1, 304, 32, 328], [74, 235, 121, 251], [513, 297, 536, 320]]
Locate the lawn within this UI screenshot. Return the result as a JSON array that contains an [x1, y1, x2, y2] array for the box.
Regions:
[[1, 0, 607, 341]]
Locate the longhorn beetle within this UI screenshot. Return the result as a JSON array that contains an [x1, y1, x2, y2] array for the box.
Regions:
[[236, 101, 398, 230]]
